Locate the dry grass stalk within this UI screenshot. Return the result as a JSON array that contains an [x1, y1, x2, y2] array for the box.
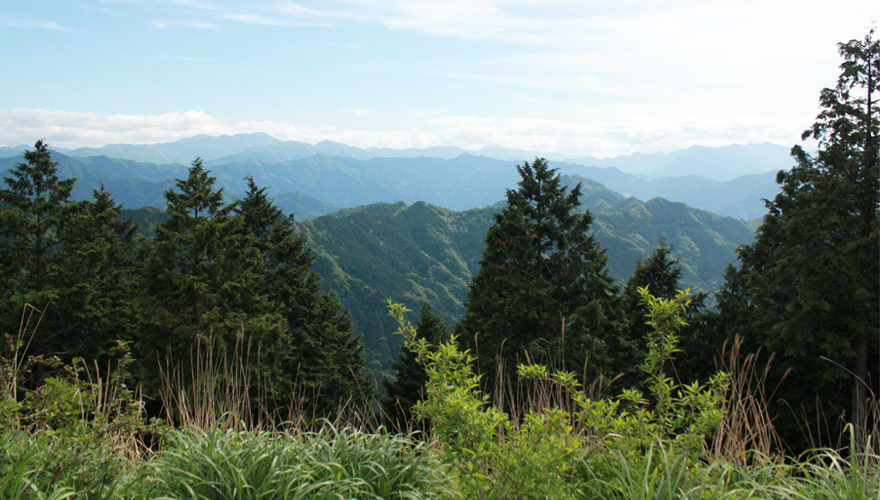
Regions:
[[711, 335, 784, 464], [158, 328, 260, 430]]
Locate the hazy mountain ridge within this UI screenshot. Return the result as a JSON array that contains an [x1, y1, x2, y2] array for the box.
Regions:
[[59, 133, 283, 164], [564, 143, 793, 181], [559, 163, 781, 220], [2, 134, 791, 182], [1, 147, 782, 220]]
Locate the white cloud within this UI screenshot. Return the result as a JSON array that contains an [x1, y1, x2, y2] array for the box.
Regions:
[[0, 109, 231, 149], [0, 108, 805, 157]]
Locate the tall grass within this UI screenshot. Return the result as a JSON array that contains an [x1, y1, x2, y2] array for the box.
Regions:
[[711, 337, 784, 464], [138, 424, 451, 500], [159, 331, 261, 430], [2, 303, 878, 500]]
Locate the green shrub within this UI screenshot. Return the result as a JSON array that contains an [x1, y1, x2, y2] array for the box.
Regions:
[[388, 287, 730, 499]]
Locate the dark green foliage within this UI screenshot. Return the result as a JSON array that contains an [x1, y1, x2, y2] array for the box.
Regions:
[[132, 159, 288, 404], [131, 163, 368, 419], [619, 241, 680, 383], [382, 303, 449, 426], [0, 141, 136, 363], [718, 30, 879, 451], [455, 158, 623, 390], [618, 241, 718, 388], [0, 140, 77, 329], [234, 176, 369, 419]]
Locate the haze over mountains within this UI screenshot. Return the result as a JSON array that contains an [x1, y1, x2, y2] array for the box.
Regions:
[[0, 133, 791, 221], [0, 133, 792, 181]]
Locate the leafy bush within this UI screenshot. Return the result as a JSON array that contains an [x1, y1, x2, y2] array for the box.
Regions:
[[388, 287, 730, 499]]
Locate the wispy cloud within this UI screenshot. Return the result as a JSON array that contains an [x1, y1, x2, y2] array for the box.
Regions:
[[0, 108, 804, 157], [0, 15, 72, 30], [151, 19, 219, 29], [167, 0, 224, 11]]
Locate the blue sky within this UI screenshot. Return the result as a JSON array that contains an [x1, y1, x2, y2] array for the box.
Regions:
[[1, 1, 876, 157]]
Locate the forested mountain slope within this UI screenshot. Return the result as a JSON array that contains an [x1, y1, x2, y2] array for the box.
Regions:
[[297, 202, 496, 374], [593, 197, 756, 290], [296, 194, 755, 374]]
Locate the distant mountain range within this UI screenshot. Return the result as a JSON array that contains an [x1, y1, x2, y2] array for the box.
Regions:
[[0, 133, 283, 165], [564, 143, 794, 181], [0, 133, 793, 182], [0, 145, 785, 220]]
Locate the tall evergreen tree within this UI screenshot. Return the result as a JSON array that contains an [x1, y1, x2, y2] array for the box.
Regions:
[[1, 141, 78, 355], [134, 160, 286, 401], [620, 242, 681, 380], [58, 184, 138, 359], [719, 30, 879, 451], [619, 240, 712, 388], [455, 158, 622, 393], [234, 176, 370, 419], [1, 142, 135, 363], [382, 302, 449, 426]]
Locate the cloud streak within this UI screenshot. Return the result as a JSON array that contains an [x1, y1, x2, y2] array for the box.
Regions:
[[0, 108, 804, 157], [151, 19, 219, 29], [0, 15, 72, 30]]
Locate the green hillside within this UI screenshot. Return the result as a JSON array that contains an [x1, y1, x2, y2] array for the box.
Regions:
[[297, 193, 754, 374], [593, 197, 755, 292], [297, 202, 497, 375]]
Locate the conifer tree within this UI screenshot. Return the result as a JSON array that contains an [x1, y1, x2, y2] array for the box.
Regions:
[[455, 158, 622, 392], [619, 240, 711, 387], [1, 141, 78, 351], [59, 184, 139, 359], [234, 176, 369, 419], [382, 302, 449, 426], [719, 30, 878, 451], [1, 142, 136, 363], [134, 160, 286, 400]]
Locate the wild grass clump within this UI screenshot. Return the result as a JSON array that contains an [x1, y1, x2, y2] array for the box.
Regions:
[[139, 424, 451, 500]]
